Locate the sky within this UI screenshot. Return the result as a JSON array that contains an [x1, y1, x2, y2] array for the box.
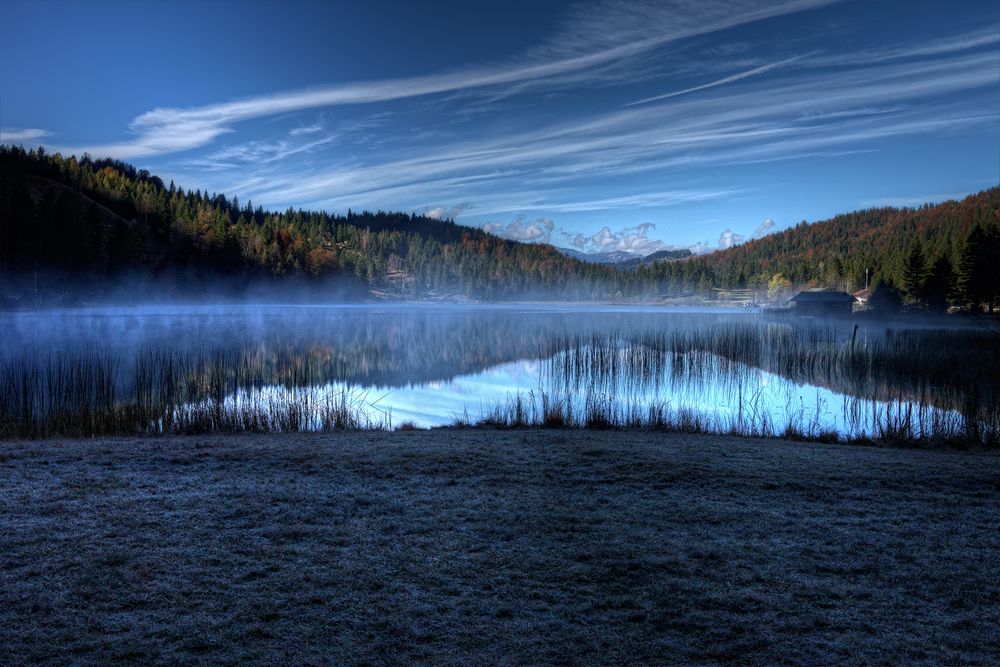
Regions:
[[2, 0, 998, 255]]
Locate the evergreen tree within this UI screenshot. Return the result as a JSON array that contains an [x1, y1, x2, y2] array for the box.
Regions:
[[955, 224, 990, 312], [868, 279, 902, 315], [921, 254, 953, 314], [986, 225, 1000, 313], [900, 241, 925, 305]]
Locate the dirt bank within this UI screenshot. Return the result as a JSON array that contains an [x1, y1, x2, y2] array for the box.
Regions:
[[1, 429, 998, 664]]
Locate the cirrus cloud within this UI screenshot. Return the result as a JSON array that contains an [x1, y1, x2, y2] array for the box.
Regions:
[[42, 0, 838, 160], [0, 127, 50, 142]]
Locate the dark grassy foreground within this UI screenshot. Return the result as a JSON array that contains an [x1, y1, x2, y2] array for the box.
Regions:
[[1, 430, 998, 665]]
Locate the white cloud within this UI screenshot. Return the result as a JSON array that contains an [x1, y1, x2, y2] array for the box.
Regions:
[[752, 217, 775, 237], [689, 227, 750, 254], [482, 215, 556, 242], [718, 228, 745, 249], [690, 223, 772, 253], [424, 203, 474, 220], [0, 128, 50, 142], [583, 223, 669, 254]]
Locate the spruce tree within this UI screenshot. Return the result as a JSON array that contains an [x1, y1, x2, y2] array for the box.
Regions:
[[955, 225, 990, 312], [921, 254, 953, 314], [901, 241, 925, 305]]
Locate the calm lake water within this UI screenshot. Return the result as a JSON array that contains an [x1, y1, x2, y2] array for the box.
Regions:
[[1, 303, 996, 440]]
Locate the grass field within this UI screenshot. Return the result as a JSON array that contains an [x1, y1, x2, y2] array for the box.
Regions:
[[1, 429, 998, 664]]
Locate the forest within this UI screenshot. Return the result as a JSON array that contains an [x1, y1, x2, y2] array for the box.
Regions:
[[644, 187, 1000, 311], [1, 146, 998, 309]]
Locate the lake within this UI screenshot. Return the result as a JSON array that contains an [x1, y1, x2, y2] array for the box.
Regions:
[[1, 304, 997, 442]]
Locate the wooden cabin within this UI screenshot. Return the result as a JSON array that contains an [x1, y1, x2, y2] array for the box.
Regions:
[[790, 290, 856, 316]]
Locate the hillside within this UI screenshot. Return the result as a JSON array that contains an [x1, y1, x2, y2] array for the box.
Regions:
[[638, 188, 1000, 307], [618, 248, 693, 269], [556, 248, 641, 264], [0, 147, 617, 303], [1, 146, 998, 309]]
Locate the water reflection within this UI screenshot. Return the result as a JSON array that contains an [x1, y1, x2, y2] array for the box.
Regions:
[[1, 304, 996, 440]]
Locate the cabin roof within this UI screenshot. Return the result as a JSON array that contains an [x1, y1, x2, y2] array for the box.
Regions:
[[791, 290, 855, 303]]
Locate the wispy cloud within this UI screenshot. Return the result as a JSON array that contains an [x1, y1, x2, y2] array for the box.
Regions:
[[626, 53, 812, 106], [0, 127, 50, 142], [289, 123, 325, 136], [809, 25, 1000, 67], [49, 0, 837, 159], [222, 46, 996, 213], [479, 188, 746, 216], [176, 132, 338, 171]]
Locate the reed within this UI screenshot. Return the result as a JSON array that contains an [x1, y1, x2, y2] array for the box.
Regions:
[[2, 316, 996, 444], [470, 388, 979, 446], [537, 319, 999, 444], [0, 349, 389, 438]]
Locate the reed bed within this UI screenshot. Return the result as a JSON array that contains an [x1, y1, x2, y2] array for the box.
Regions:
[[532, 320, 999, 444], [0, 349, 389, 438], [474, 387, 980, 446], [2, 316, 996, 444]]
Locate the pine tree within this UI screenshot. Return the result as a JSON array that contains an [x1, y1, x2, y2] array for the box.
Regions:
[[986, 225, 1000, 313], [901, 241, 925, 305], [869, 278, 902, 315], [921, 255, 953, 314], [955, 225, 990, 312]]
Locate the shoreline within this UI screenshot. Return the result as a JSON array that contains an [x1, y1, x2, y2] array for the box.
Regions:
[[4, 423, 997, 451]]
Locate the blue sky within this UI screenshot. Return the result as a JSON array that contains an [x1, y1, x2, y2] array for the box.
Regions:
[[2, 0, 998, 254]]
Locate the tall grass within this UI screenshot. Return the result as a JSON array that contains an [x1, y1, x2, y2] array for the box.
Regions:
[[2, 316, 996, 444], [474, 388, 979, 446], [0, 349, 389, 438], [531, 320, 998, 444]]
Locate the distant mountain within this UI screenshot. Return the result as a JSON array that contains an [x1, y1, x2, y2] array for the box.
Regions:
[[556, 247, 693, 266], [617, 248, 693, 269], [555, 248, 643, 264]]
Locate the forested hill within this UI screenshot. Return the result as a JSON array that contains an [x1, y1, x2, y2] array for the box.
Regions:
[[1, 145, 998, 308], [0, 146, 616, 302], [636, 187, 1000, 307]]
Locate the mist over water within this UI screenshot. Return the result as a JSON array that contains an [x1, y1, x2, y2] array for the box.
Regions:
[[1, 303, 996, 440]]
